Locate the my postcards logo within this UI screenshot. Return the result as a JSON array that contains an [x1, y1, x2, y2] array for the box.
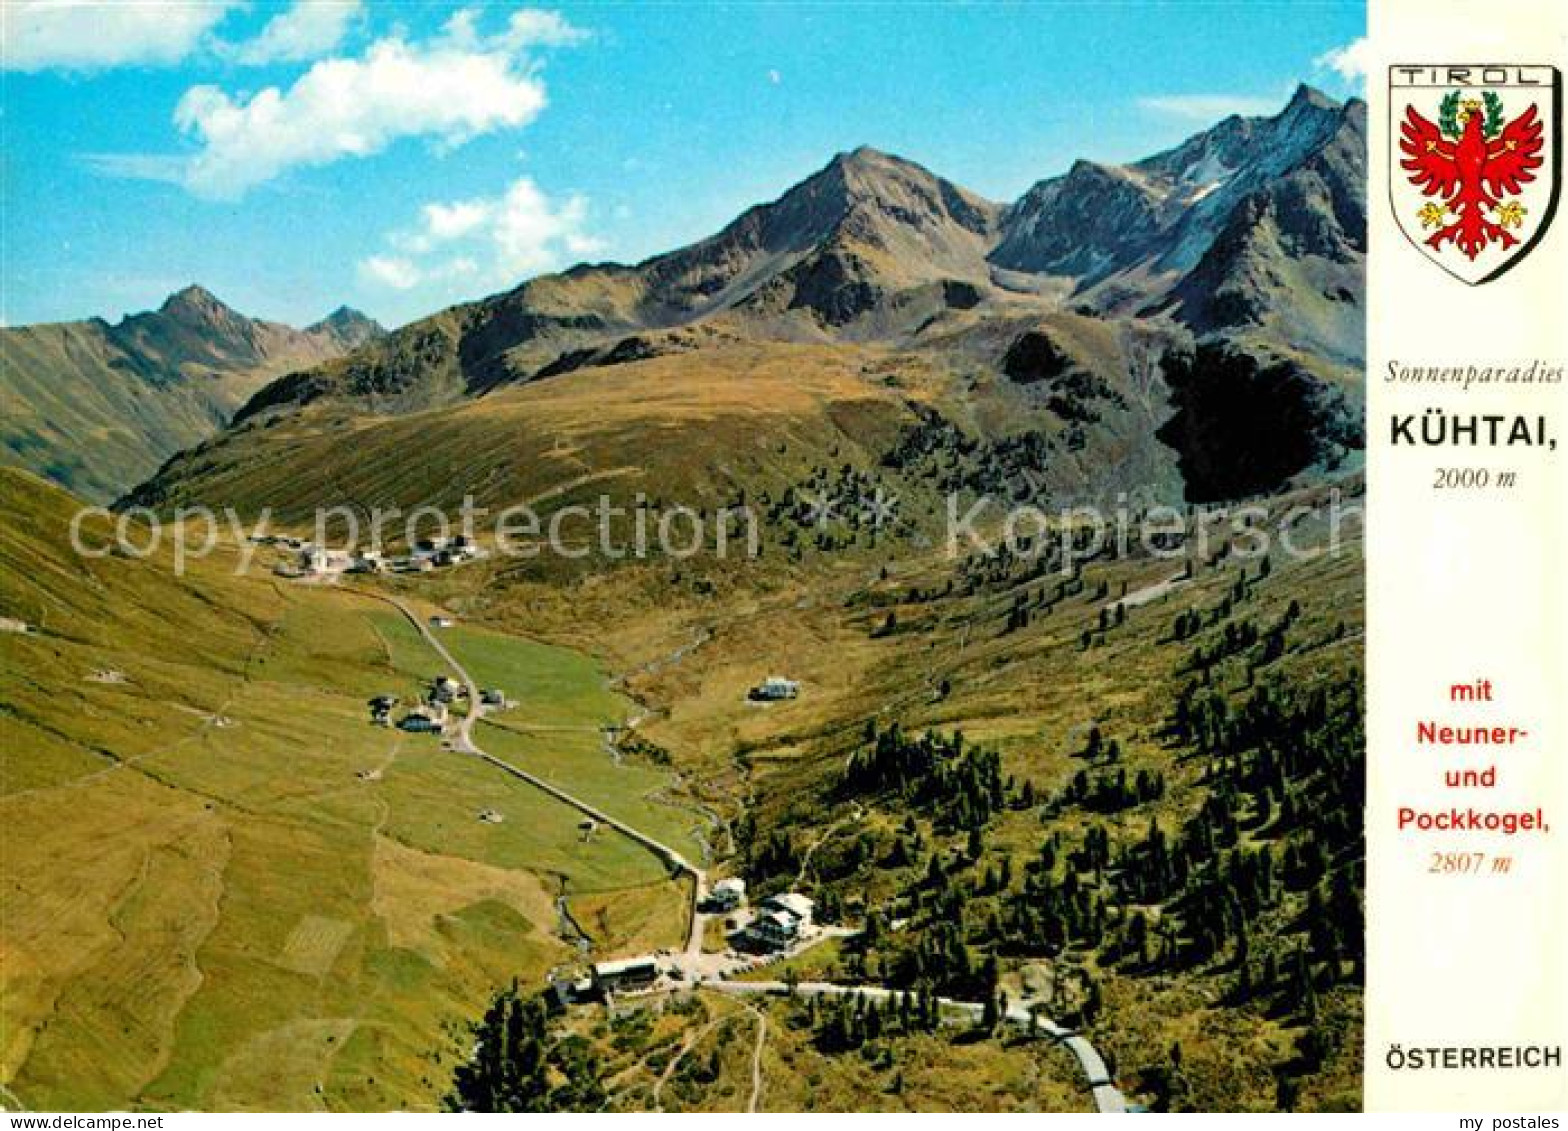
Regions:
[[1391, 65, 1561, 284]]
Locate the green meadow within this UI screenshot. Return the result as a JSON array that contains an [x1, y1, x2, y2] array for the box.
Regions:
[[435, 624, 629, 727], [478, 721, 707, 865], [0, 471, 684, 1111]]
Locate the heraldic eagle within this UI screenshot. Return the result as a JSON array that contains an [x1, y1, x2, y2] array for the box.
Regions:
[[1400, 92, 1546, 260]]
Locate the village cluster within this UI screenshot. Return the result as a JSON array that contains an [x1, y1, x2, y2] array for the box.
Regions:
[[257, 534, 487, 579], [367, 617, 509, 734]]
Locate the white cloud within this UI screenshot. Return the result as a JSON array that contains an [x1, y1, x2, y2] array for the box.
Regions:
[[228, 1, 362, 66], [173, 8, 585, 199], [1, 0, 238, 72], [359, 176, 601, 298], [500, 8, 589, 49], [443, 7, 587, 51], [423, 200, 491, 242], [78, 152, 189, 185], [356, 251, 482, 293], [492, 177, 601, 276], [358, 255, 423, 290], [1137, 93, 1282, 122], [1316, 36, 1370, 88]]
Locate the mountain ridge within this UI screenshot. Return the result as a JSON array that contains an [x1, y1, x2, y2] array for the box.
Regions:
[[219, 84, 1363, 431], [0, 287, 385, 500], [995, 84, 1364, 297]]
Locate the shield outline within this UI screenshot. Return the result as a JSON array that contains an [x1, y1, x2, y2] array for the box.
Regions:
[[1388, 65, 1562, 285]]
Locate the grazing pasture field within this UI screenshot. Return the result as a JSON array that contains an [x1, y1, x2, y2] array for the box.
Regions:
[[0, 471, 686, 1111], [435, 625, 628, 728]]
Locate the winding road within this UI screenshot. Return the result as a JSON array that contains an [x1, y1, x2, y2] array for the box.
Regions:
[[705, 980, 1127, 1114], [379, 596, 710, 954], [743, 1004, 767, 1112]]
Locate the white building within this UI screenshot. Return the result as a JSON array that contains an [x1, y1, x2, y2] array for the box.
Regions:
[[431, 676, 465, 703], [591, 957, 659, 995], [742, 891, 815, 951], [398, 702, 448, 732], [747, 910, 801, 949], [302, 546, 353, 574], [706, 877, 746, 912], [749, 676, 800, 702], [761, 892, 814, 928]]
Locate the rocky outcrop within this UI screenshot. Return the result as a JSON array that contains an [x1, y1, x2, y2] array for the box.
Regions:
[[995, 84, 1366, 362], [1155, 343, 1363, 502]]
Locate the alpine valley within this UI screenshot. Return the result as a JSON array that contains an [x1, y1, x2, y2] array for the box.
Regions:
[[1, 85, 1366, 1114]]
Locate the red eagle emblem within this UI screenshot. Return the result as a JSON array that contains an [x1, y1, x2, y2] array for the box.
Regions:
[[1399, 91, 1545, 259]]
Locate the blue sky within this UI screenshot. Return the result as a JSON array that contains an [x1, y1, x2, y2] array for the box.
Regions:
[[1, 1, 1365, 330]]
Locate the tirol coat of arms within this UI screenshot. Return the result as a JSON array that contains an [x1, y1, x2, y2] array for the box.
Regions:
[[1392, 65, 1560, 284]]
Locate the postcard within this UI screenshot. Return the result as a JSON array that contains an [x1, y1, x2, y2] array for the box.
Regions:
[[0, 0, 1562, 1117]]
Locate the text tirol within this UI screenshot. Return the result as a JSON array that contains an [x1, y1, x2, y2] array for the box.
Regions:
[[1390, 65, 1556, 86]]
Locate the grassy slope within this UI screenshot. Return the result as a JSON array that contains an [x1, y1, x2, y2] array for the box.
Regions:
[[126, 319, 1203, 536], [0, 470, 688, 1111], [436, 625, 628, 728], [0, 313, 357, 504], [564, 990, 1089, 1113], [1, 324, 226, 503], [127, 343, 937, 523]]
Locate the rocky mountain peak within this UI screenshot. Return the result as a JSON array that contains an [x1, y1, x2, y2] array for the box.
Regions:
[[622, 146, 1001, 329], [158, 284, 242, 326], [1285, 82, 1339, 113], [3, 287, 384, 501], [828, 144, 894, 172], [992, 85, 1358, 290], [307, 306, 386, 348]]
